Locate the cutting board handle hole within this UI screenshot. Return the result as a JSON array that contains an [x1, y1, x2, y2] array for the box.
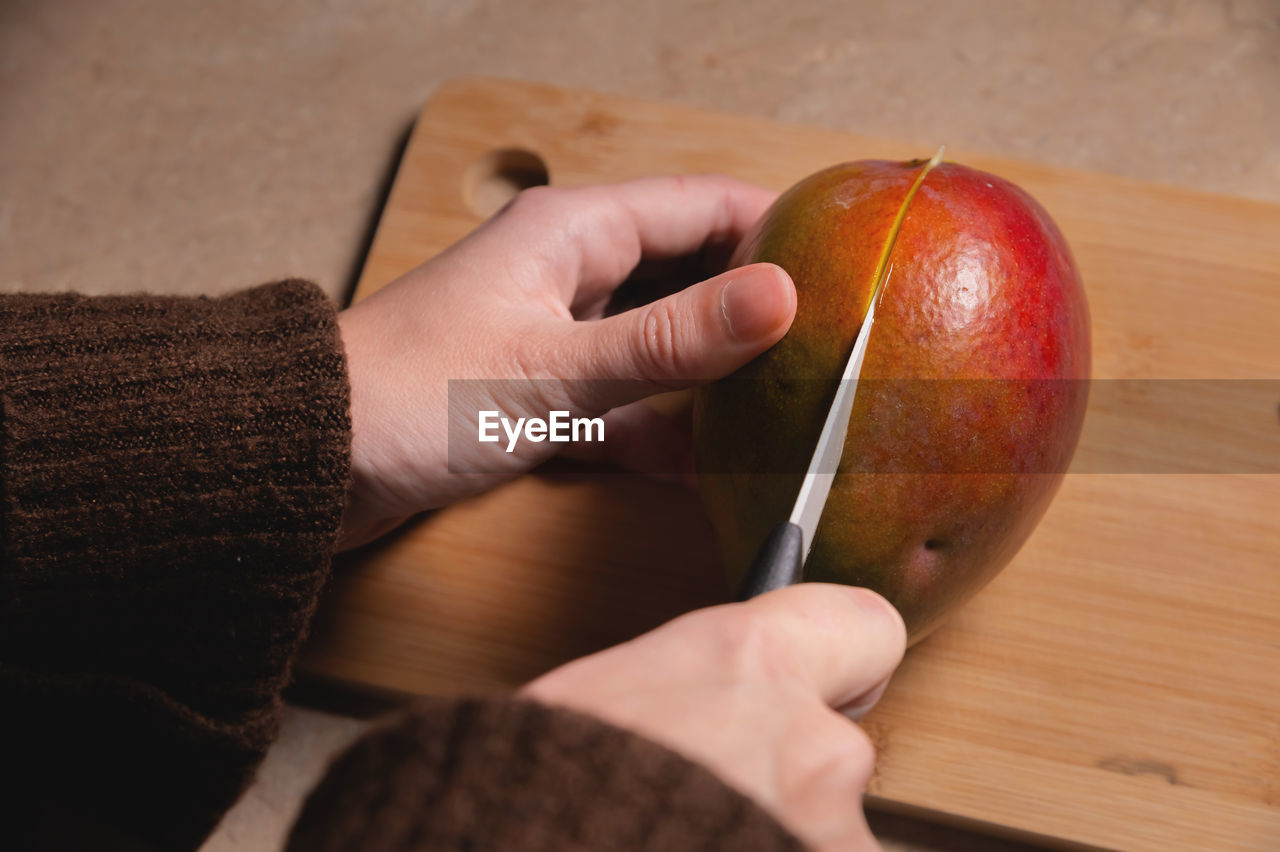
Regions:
[[464, 148, 549, 217]]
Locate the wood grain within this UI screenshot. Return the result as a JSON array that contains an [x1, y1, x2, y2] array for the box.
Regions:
[[300, 78, 1280, 851]]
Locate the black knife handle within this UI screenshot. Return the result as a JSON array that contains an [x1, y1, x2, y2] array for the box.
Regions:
[[735, 521, 805, 601]]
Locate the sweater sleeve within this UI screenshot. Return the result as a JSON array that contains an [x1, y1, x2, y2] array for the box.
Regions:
[[0, 280, 351, 850], [287, 696, 806, 852]]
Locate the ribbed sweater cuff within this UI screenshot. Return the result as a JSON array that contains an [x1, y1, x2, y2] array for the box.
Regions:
[[0, 279, 351, 848], [288, 697, 805, 852]]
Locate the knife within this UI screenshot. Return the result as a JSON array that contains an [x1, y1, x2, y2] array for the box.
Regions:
[[734, 147, 942, 601]]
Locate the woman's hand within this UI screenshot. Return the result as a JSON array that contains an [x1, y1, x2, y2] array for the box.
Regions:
[[522, 583, 908, 851], [337, 176, 795, 549]]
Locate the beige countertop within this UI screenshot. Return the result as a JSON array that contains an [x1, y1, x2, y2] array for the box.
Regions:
[[3, 1, 1277, 849]]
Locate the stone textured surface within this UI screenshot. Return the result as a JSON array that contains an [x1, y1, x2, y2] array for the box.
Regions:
[[3, 0, 1277, 304], [2, 1, 1276, 849]]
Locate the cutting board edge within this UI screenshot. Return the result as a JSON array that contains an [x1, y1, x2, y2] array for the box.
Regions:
[[422, 76, 1280, 213]]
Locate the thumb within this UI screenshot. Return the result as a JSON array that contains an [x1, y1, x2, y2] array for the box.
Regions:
[[565, 262, 795, 411]]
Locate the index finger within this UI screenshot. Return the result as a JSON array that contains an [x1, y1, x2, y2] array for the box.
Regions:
[[474, 175, 778, 307], [727, 583, 907, 710]]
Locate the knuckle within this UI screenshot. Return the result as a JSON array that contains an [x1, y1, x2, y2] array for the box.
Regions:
[[707, 607, 795, 685], [637, 301, 689, 381], [505, 184, 562, 220], [799, 723, 878, 794], [508, 328, 558, 381], [841, 724, 878, 770]]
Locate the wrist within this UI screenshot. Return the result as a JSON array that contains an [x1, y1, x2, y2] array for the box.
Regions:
[[335, 306, 397, 550]]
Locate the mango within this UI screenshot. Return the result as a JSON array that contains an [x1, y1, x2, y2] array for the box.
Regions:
[[694, 158, 1091, 641]]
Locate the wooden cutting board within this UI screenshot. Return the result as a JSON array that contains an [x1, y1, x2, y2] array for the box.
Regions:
[[300, 78, 1280, 851]]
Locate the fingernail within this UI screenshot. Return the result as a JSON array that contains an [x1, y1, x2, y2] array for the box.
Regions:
[[837, 585, 903, 626], [855, 586, 895, 613], [720, 264, 792, 342], [842, 680, 890, 721]]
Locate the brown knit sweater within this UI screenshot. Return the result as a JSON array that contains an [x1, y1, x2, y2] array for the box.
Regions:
[[0, 281, 803, 851]]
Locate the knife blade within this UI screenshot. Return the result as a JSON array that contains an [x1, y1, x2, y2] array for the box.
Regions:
[[735, 147, 943, 601]]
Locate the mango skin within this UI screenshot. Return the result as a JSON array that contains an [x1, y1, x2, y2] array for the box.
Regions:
[[693, 159, 1091, 642]]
